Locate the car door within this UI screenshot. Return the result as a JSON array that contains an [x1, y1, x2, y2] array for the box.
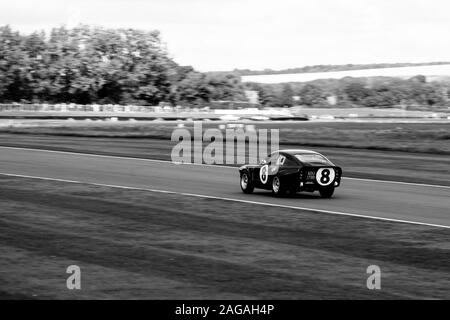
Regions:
[[254, 153, 278, 189], [277, 155, 302, 185]]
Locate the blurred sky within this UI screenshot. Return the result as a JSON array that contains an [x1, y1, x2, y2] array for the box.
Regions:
[[1, 0, 449, 71]]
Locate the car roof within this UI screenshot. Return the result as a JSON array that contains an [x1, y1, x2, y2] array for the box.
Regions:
[[269, 149, 334, 166], [272, 149, 321, 156]]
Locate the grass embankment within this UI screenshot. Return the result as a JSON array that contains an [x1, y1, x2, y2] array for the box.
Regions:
[[0, 121, 449, 154], [0, 175, 449, 299]]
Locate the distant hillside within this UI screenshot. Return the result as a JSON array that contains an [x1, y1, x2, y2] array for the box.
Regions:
[[240, 64, 450, 84], [221, 62, 450, 76]]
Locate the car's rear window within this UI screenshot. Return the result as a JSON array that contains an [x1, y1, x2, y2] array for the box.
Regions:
[[294, 154, 331, 165]]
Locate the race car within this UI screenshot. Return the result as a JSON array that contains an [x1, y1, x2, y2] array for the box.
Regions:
[[239, 149, 342, 198]]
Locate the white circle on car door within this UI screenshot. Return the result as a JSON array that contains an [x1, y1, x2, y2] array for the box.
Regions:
[[260, 164, 269, 184], [316, 168, 335, 186]]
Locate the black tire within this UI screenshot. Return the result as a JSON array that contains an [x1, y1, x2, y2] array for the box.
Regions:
[[319, 186, 335, 198], [271, 175, 286, 196], [240, 172, 254, 194]]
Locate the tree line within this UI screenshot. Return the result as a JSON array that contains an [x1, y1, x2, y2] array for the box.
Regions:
[[0, 25, 245, 106], [246, 75, 450, 108], [1, 25, 449, 109]]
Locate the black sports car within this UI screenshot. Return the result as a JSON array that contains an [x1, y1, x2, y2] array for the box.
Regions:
[[239, 149, 342, 198]]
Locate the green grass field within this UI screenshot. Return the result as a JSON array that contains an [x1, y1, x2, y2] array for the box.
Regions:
[[0, 175, 449, 299]]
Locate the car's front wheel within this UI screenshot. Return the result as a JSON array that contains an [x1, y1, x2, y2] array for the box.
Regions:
[[240, 172, 254, 194], [272, 175, 286, 196], [319, 186, 335, 198]]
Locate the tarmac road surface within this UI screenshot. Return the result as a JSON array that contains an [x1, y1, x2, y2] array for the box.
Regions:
[[0, 146, 449, 228]]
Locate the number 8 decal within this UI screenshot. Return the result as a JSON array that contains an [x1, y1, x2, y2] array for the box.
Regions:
[[260, 164, 269, 184], [316, 168, 335, 186]]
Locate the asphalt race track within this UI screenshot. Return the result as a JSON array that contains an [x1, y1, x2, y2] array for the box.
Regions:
[[0, 146, 449, 228]]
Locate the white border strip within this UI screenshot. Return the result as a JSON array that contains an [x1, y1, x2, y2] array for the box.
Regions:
[[0, 172, 449, 229], [0, 146, 449, 189]]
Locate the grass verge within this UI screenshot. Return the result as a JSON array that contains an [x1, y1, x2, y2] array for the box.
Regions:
[[1, 121, 449, 154]]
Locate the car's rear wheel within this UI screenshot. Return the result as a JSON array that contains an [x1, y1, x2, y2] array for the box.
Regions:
[[240, 172, 254, 194], [272, 175, 285, 196], [319, 186, 335, 198]]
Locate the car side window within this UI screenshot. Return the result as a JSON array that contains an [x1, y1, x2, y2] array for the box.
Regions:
[[281, 156, 297, 167], [266, 152, 281, 165], [276, 155, 286, 166]]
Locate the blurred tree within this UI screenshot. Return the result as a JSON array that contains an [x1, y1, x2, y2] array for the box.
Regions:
[[174, 71, 211, 105], [23, 31, 51, 102], [298, 83, 326, 106], [0, 25, 29, 102], [205, 73, 246, 101], [279, 84, 294, 107], [257, 85, 280, 107], [410, 74, 427, 83], [344, 80, 371, 104], [362, 84, 399, 107]]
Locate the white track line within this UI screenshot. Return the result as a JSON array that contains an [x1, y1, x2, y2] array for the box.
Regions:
[[0, 146, 221, 168], [0, 172, 449, 229], [1, 146, 449, 189]]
